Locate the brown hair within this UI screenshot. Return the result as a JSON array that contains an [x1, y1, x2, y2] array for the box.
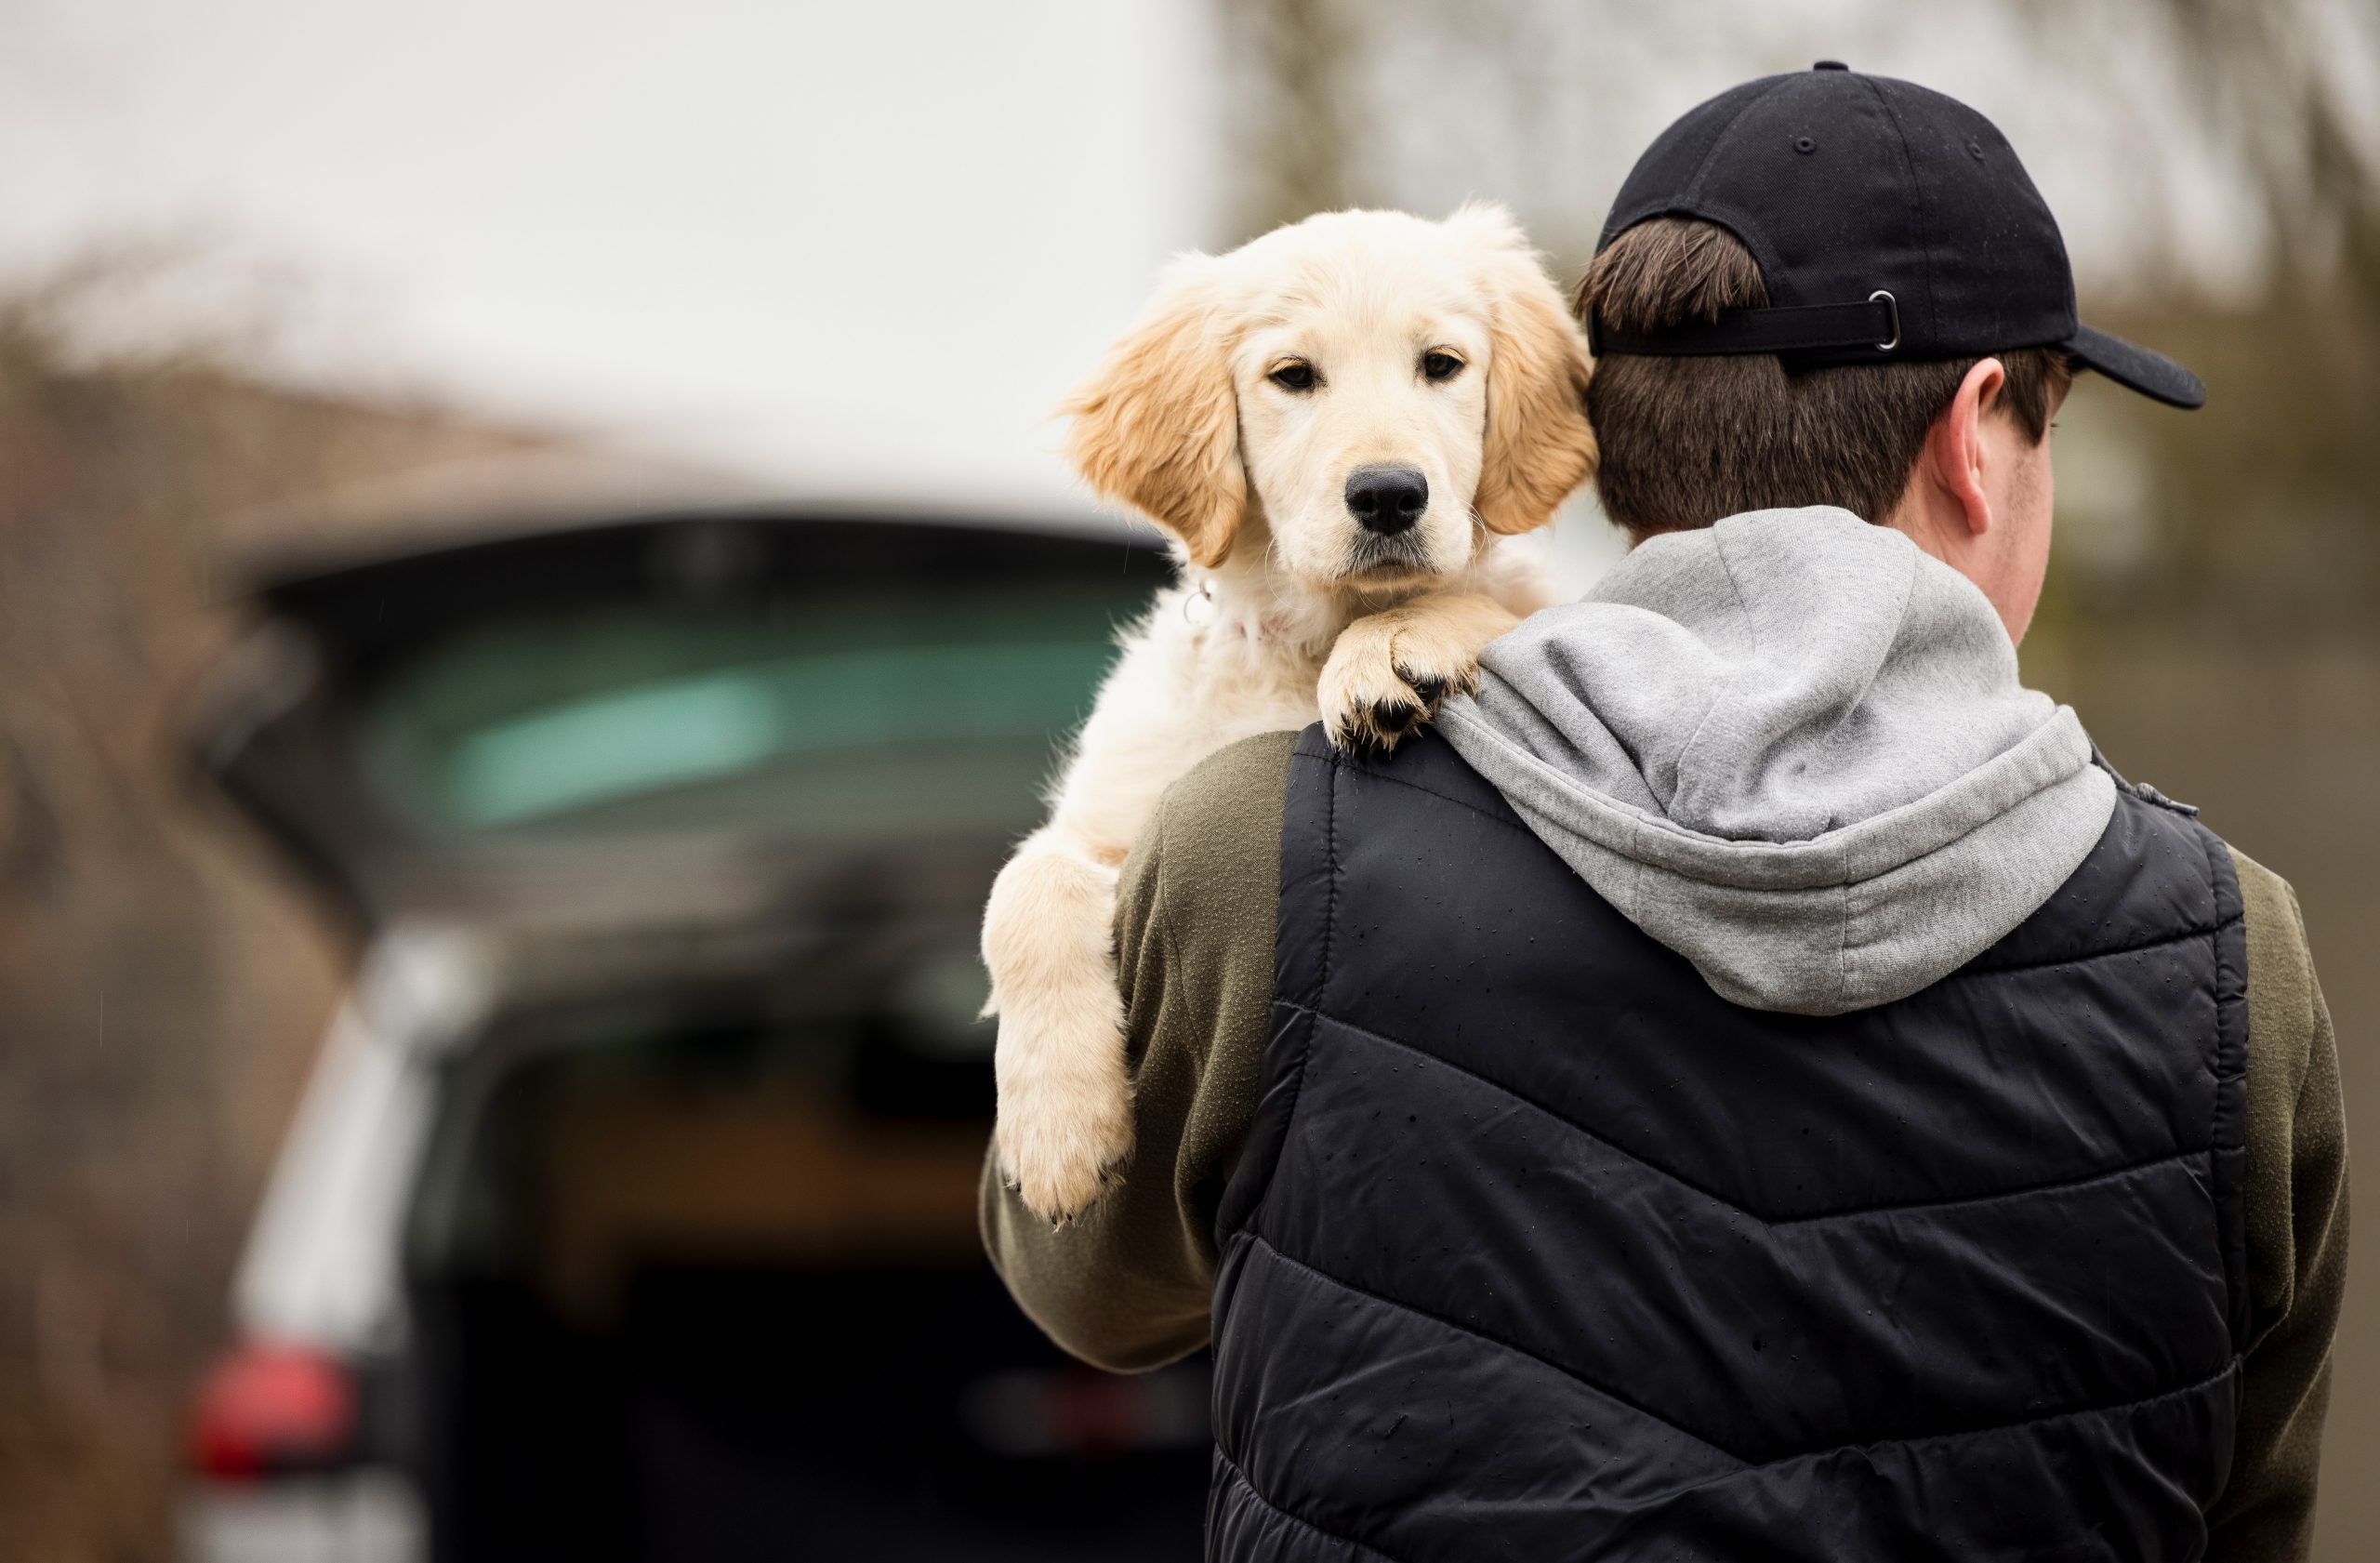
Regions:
[[1576, 217, 2071, 537]]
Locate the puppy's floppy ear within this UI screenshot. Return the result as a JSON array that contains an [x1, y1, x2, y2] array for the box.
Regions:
[[1060, 257, 1244, 567], [1450, 203, 1598, 536]]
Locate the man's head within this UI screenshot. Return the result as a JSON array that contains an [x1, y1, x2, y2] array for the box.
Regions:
[[1579, 216, 2071, 639], [1580, 65, 2203, 642]]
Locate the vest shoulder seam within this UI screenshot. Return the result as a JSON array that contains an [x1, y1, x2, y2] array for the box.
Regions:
[[1309, 749, 1534, 839], [1252, 750, 1340, 1236], [1285, 1000, 2214, 1226], [2193, 818, 2255, 1350]]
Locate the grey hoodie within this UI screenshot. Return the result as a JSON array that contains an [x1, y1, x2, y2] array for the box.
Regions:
[[1437, 507, 2116, 1015]]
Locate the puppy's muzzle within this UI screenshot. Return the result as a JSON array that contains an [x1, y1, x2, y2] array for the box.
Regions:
[[1345, 465, 1429, 536]]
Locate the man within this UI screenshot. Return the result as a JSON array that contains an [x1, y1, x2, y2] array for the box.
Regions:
[[983, 65, 2347, 1560]]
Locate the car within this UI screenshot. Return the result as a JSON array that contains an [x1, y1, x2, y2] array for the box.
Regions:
[[179, 504, 1210, 1562]]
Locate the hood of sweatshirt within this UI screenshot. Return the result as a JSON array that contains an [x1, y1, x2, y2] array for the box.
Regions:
[[1436, 507, 2116, 1015]]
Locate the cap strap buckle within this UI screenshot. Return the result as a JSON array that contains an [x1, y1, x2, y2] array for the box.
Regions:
[[1868, 290, 1899, 351]]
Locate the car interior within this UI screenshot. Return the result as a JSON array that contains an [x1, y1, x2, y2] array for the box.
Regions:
[[401, 973, 1209, 1562]]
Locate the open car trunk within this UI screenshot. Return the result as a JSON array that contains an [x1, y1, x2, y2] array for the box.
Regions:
[[192, 508, 1172, 934], [191, 507, 1205, 1559], [404, 974, 1210, 1563]]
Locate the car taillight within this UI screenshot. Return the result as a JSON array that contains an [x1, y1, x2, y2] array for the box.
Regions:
[[188, 1341, 358, 1482], [960, 1363, 1209, 1459]]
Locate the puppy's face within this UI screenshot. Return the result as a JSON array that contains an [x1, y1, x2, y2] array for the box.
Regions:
[[1062, 205, 1596, 592], [1232, 233, 1492, 587]]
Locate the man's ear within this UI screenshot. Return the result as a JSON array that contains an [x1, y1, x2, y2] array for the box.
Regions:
[[1929, 356, 2006, 537], [1059, 257, 1244, 568], [1449, 203, 1598, 536]]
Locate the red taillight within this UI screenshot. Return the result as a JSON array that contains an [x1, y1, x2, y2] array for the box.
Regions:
[[960, 1364, 1208, 1459], [1039, 1372, 1150, 1455], [188, 1341, 357, 1482]]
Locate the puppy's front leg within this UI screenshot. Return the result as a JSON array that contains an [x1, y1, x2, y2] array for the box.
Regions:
[[1319, 590, 1522, 751], [982, 817, 1135, 1223]]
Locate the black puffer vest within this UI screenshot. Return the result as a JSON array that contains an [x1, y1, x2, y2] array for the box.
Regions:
[[1208, 727, 2247, 1561]]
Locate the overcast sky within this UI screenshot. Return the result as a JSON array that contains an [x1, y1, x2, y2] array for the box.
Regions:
[[0, 1, 1220, 511], [0, 0, 2338, 517]]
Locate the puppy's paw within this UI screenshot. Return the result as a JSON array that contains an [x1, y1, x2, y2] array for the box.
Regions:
[[1320, 619, 1478, 754], [992, 992, 1134, 1225], [982, 840, 1133, 1223]]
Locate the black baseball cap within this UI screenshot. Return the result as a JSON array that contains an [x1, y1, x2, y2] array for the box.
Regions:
[[1587, 62, 2205, 409]]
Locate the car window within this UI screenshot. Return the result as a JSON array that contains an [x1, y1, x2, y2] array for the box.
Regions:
[[361, 589, 1129, 840]]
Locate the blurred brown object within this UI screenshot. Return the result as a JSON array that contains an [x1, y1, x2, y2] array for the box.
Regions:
[[537, 1081, 987, 1326], [0, 256, 590, 1563]]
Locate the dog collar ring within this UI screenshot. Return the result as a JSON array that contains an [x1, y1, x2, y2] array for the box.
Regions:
[[1183, 580, 1217, 628]]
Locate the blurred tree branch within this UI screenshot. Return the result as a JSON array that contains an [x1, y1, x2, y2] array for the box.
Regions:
[[1215, 0, 1365, 240], [0, 248, 543, 1563], [2018, 0, 2380, 301], [1219, 0, 2380, 306]]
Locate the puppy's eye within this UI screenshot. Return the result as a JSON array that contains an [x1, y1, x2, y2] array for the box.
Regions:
[[1268, 361, 1317, 392], [1421, 351, 1465, 383]]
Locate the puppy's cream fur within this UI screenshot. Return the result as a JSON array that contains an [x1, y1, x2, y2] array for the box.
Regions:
[[985, 205, 1594, 1220]]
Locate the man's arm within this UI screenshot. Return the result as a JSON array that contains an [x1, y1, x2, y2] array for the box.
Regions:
[[979, 731, 1295, 1371], [2208, 850, 2350, 1562]]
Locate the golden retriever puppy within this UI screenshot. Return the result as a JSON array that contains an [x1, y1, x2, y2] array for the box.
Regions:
[[984, 205, 1595, 1221]]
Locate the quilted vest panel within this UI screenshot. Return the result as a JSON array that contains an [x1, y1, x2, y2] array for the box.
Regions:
[[1209, 728, 2247, 1562]]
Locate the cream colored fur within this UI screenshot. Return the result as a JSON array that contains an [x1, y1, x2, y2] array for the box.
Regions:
[[984, 205, 1595, 1221]]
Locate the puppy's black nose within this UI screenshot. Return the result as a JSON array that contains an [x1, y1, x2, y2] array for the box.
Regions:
[[1345, 465, 1428, 535]]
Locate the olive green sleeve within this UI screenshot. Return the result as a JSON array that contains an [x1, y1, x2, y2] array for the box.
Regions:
[[2207, 849, 2350, 1563], [979, 730, 1297, 1372]]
